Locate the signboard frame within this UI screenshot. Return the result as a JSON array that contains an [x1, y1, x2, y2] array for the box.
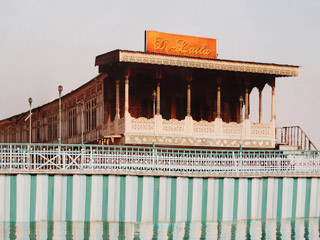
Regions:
[[145, 31, 217, 59]]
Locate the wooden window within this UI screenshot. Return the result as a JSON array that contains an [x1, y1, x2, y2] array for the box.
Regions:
[[4, 129, 8, 142], [68, 108, 77, 137], [36, 121, 41, 142], [19, 126, 23, 143], [85, 98, 97, 132], [10, 127, 16, 143], [48, 115, 58, 141]]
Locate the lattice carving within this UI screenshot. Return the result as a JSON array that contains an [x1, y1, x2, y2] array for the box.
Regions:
[[223, 122, 242, 136], [162, 119, 185, 133], [126, 134, 273, 148], [251, 123, 271, 137], [131, 117, 154, 132], [194, 120, 215, 134]]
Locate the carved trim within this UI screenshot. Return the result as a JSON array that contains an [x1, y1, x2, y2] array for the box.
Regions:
[[194, 120, 215, 134], [131, 117, 154, 132], [251, 123, 271, 137], [223, 122, 242, 136], [162, 119, 185, 133], [119, 51, 299, 77], [126, 135, 274, 148]]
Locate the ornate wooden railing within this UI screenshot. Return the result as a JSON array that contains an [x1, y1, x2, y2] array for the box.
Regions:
[[126, 115, 273, 138], [276, 126, 318, 151]]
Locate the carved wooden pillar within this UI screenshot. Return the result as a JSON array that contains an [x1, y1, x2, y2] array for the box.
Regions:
[[259, 88, 262, 123], [124, 74, 129, 114], [270, 79, 276, 121], [245, 80, 249, 120], [187, 73, 192, 117], [124, 66, 130, 115], [156, 70, 161, 115], [156, 79, 160, 115], [217, 75, 222, 119], [116, 79, 120, 118]]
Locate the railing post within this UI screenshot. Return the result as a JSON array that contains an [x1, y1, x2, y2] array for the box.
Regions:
[[234, 152, 239, 176], [308, 151, 311, 174], [90, 146, 93, 171], [152, 148, 155, 171], [9, 144, 12, 171], [58, 145, 61, 170], [63, 152, 66, 169], [81, 147, 84, 170], [156, 148, 159, 171], [33, 149, 36, 170]]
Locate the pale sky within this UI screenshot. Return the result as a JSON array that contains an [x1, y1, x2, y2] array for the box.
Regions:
[[1, 0, 319, 147]]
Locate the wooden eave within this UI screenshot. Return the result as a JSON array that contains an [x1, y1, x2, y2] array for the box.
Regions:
[[95, 50, 299, 77]]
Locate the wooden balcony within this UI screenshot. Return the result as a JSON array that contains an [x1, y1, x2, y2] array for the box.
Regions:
[[105, 114, 275, 148]]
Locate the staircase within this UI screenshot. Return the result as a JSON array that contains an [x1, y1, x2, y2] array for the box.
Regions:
[[276, 126, 318, 151]]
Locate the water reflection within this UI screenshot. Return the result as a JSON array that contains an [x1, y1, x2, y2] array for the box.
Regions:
[[1, 218, 319, 239]]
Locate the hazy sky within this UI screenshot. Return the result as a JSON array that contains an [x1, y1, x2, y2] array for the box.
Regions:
[[1, 0, 319, 147]]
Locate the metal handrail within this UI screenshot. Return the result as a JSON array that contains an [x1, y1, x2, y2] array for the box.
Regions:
[[0, 143, 320, 174], [276, 126, 318, 151]]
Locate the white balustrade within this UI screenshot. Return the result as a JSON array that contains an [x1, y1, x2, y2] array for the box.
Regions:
[[0, 143, 319, 175]]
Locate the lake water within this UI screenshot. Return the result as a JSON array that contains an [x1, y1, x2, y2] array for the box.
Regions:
[[1, 218, 319, 239]]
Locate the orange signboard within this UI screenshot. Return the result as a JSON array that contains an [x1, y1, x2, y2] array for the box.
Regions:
[[145, 31, 217, 59]]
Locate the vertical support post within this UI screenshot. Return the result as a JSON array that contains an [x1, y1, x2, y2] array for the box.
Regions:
[[124, 68, 130, 114], [304, 134, 306, 150], [271, 79, 276, 121], [81, 147, 84, 170], [187, 72, 192, 117], [217, 75, 222, 118], [245, 80, 249, 120], [29, 110, 32, 144], [152, 90, 156, 148], [259, 88, 262, 123], [81, 101, 84, 145], [90, 146, 93, 171], [59, 97, 61, 144], [28, 97, 33, 145], [33, 152, 36, 169], [9, 144, 12, 171], [239, 95, 244, 123], [156, 70, 161, 115], [116, 79, 120, 118], [62, 152, 65, 169], [58, 85, 63, 144]]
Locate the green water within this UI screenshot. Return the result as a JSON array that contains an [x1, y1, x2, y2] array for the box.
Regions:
[[1, 218, 319, 239]]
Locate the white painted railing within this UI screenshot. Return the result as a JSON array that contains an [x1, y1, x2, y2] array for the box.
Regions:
[[0, 143, 319, 174]]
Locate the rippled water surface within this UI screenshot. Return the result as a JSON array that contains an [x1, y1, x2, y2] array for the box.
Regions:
[[1, 218, 319, 239]]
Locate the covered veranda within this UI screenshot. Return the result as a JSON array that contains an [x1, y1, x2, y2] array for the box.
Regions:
[[96, 50, 299, 148]]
